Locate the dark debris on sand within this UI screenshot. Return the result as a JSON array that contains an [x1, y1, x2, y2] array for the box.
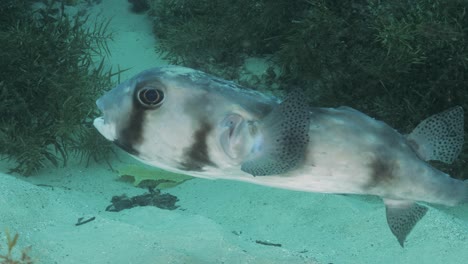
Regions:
[[106, 188, 179, 212]]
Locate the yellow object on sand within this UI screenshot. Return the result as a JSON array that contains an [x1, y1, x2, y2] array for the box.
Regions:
[[117, 164, 193, 189]]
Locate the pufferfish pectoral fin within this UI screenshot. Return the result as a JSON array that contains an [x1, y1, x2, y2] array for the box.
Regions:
[[241, 90, 311, 176], [384, 199, 428, 247]]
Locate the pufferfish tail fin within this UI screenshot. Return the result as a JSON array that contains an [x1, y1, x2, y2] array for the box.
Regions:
[[407, 106, 464, 164]]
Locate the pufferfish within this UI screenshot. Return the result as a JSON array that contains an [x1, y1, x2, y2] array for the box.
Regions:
[[93, 65, 467, 246]]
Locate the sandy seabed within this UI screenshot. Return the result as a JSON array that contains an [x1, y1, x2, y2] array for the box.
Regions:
[[1, 1, 467, 263]]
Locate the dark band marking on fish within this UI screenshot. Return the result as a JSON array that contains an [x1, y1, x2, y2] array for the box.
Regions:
[[115, 102, 143, 155], [114, 140, 139, 155], [179, 121, 217, 171], [116, 80, 164, 155], [364, 155, 397, 189]]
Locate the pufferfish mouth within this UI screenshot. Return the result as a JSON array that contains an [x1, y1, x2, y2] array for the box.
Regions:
[[93, 116, 117, 142], [93, 96, 118, 141]]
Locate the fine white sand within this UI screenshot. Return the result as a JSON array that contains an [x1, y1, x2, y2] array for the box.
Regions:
[[1, 1, 467, 263]]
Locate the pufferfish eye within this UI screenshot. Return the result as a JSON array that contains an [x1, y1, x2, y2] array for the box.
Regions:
[[137, 88, 164, 108]]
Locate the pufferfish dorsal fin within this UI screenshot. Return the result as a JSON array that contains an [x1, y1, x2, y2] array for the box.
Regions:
[[407, 106, 464, 164], [241, 90, 310, 176]]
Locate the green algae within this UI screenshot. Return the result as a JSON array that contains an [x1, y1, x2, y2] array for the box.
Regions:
[[0, 1, 115, 175]]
